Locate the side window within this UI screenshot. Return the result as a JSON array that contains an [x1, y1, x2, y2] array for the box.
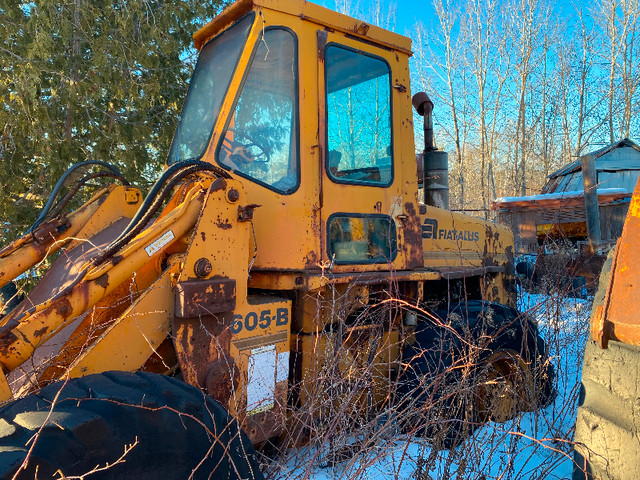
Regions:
[[325, 45, 392, 186], [328, 214, 397, 264], [218, 29, 299, 194]]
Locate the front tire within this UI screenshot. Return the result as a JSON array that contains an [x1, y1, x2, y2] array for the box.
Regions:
[[398, 301, 555, 449], [0, 371, 264, 480]]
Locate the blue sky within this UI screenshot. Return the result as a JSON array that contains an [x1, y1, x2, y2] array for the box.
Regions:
[[317, 0, 435, 36], [393, 1, 436, 35]]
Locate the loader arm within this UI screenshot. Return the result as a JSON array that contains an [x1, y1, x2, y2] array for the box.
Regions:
[[0, 163, 237, 400], [0, 185, 140, 290]]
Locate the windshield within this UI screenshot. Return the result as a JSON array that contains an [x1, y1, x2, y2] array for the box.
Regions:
[[218, 28, 299, 194], [167, 14, 254, 165]]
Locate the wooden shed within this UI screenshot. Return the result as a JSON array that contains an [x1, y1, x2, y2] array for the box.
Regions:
[[492, 139, 640, 254]]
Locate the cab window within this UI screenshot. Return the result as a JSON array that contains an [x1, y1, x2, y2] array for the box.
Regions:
[[325, 45, 392, 186], [328, 214, 397, 264], [218, 28, 299, 194], [168, 14, 254, 165]]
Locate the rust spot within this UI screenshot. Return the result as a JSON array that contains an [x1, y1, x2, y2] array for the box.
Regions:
[[175, 277, 236, 318], [304, 250, 319, 269], [200, 231, 206, 242], [33, 326, 48, 338], [94, 274, 110, 289], [54, 298, 72, 318], [226, 188, 240, 203], [206, 357, 239, 405], [356, 22, 370, 35], [317, 30, 328, 60], [505, 245, 515, 274], [0, 330, 18, 356], [403, 202, 423, 269], [32, 217, 70, 244], [141, 337, 178, 374], [110, 255, 124, 266], [238, 204, 260, 222], [172, 312, 232, 390], [216, 216, 232, 230], [209, 177, 227, 192], [311, 204, 321, 236]]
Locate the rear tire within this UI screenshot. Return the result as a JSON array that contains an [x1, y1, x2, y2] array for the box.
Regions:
[[0, 371, 264, 480], [398, 301, 555, 449], [573, 250, 640, 480]]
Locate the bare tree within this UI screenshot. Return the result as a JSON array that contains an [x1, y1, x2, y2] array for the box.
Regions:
[[465, 0, 515, 213], [334, 0, 397, 30], [573, 6, 596, 154], [618, 0, 640, 138], [595, 0, 640, 141], [414, 0, 469, 209], [407, 0, 640, 210], [506, 0, 547, 196]]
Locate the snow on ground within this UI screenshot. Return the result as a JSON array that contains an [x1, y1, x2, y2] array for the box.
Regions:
[[271, 290, 591, 480]]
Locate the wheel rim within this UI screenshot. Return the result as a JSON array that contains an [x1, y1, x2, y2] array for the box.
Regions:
[[475, 350, 534, 423]]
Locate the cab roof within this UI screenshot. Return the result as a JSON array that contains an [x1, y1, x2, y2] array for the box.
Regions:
[[193, 0, 412, 55]]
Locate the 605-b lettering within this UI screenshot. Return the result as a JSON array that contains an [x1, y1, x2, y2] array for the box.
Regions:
[[231, 308, 289, 334]]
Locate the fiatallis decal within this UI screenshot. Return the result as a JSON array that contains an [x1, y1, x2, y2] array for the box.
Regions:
[[422, 218, 480, 242]]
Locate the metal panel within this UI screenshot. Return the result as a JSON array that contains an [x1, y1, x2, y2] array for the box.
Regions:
[[175, 278, 236, 318]]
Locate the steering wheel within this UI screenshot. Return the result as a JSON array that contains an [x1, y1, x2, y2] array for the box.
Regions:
[[222, 129, 271, 164]]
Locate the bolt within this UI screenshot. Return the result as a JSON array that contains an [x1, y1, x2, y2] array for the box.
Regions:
[[194, 258, 212, 278], [227, 188, 240, 203]]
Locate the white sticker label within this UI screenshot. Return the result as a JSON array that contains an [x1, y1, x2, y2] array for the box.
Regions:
[[276, 351, 289, 384], [390, 195, 403, 218], [144, 230, 175, 257], [247, 345, 276, 415]]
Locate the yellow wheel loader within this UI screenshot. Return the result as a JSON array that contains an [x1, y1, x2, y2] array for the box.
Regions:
[[0, 1, 554, 478]]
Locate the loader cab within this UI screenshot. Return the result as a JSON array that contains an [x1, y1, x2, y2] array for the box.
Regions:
[[168, 0, 422, 273]]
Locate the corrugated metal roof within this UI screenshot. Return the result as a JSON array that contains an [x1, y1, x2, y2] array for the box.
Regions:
[[548, 138, 640, 179], [494, 187, 628, 205]]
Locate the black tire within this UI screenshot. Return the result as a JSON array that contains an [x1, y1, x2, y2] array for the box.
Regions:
[[515, 259, 537, 293], [0, 281, 22, 319], [398, 300, 555, 449], [0, 371, 264, 480], [572, 250, 640, 480]]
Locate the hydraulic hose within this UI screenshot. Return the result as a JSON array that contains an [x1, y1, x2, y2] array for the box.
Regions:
[[28, 161, 130, 234], [45, 171, 131, 222], [91, 160, 230, 267], [2, 161, 230, 330]]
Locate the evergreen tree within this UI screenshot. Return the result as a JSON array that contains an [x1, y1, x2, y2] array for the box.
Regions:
[[0, 0, 225, 241]]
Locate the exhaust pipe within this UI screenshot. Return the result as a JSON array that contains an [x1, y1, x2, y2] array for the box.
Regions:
[[412, 92, 449, 210]]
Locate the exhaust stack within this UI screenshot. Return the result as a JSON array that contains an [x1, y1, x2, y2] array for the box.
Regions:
[[413, 92, 449, 210]]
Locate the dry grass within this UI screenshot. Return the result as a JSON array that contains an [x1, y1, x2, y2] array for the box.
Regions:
[[0, 246, 596, 479], [261, 260, 593, 480]]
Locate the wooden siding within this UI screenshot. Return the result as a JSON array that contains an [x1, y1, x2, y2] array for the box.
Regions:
[[496, 199, 630, 254]]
